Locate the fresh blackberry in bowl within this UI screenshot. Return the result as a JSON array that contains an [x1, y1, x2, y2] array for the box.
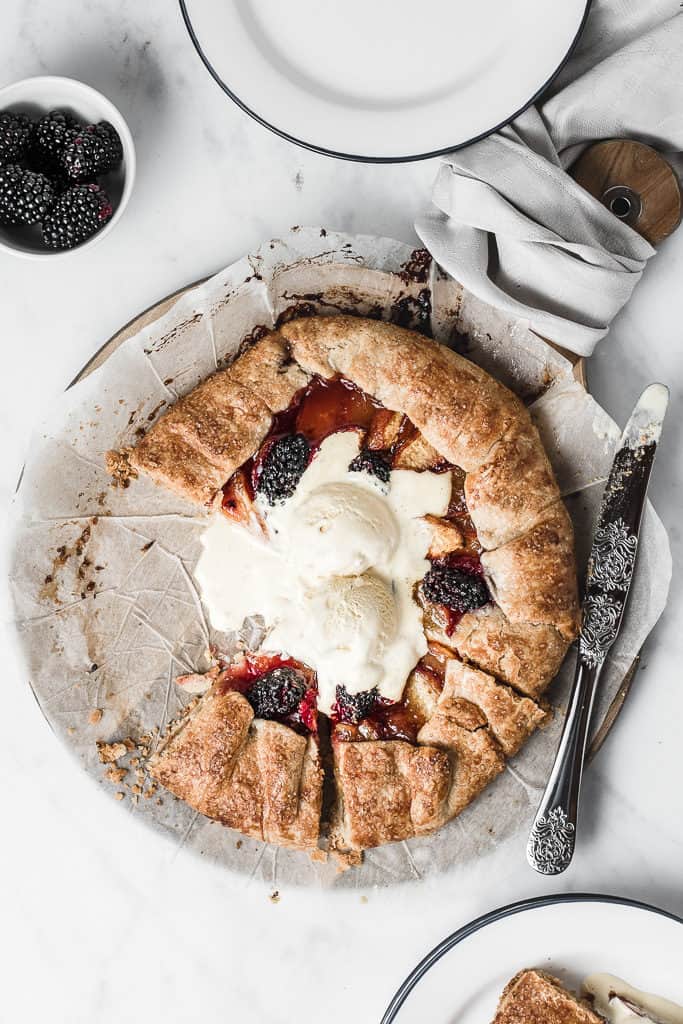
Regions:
[[247, 667, 307, 720], [0, 165, 55, 225], [334, 684, 380, 724], [30, 110, 79, 172], [61, 120, 123, 181], [41, 182, 113, 250], [256, 433, 311, 504], [421, 564, 489, 612], [348, 447, 391, 483], [0, 111, 32, 165]]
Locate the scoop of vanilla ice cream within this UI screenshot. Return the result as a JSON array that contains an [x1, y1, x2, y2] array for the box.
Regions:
[[285, 481, 399, 578], [305, 572, 398, 693]]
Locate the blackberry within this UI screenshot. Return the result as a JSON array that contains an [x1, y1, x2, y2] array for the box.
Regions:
[[0, 165, 55, 225], [41, 183, 113, 250], [334, 685, 379, 724], [348, 448, 391, 483], [256, 433, 310, 504], [421, 564, 489, 612], [30, 110, 79, 172], [0, 111, 32, 165], [61, 120, 123, 181], [247, 667, 307, 720]]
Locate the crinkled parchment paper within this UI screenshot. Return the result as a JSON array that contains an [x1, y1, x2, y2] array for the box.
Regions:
[[8, 228, 672, 889]]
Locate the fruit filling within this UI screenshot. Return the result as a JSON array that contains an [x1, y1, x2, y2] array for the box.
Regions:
[[216, 652, 318, 736], [255, 433, 311, 505], [331, 684, 425, 744]]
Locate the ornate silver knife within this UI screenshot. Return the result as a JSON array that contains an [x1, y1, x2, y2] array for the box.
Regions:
[[526, 383, 669, 875]]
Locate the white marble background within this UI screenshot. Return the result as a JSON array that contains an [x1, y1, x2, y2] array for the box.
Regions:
[[1, 3, 682, 1022]]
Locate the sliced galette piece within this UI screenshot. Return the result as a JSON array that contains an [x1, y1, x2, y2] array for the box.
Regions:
[[148, 658, 322, 851], [329, 739, 451, 857]]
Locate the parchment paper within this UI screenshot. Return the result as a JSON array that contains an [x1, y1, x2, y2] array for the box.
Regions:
[[8, 227, 672, 889]]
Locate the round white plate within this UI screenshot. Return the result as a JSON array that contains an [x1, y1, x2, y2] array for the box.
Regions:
[[180, 0, 590, 162], [381, 895, 683, 1023]]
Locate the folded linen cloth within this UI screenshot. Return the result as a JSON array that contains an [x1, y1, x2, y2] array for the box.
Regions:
[[416, 0, 683, 356]]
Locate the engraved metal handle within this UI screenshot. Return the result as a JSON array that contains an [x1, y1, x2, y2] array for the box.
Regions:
[[526, 658, 603, 875]]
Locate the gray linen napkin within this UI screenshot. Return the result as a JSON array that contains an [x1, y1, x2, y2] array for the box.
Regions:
[[416, 0, 683, 355]]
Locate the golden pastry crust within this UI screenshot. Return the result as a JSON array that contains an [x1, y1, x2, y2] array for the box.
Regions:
[[148, 687, 322, 850], [444, 659, 549, 757], [279, 315, 524, 472], [121, 333, 309, 507], [129, 381, 270, 506], [493, 970, 605, 1024], [417, 695, 505, 819], [331, 739, 451, 852], [465, 420, 559, 549], [124, 430, 227, 507], [481, 502, 580, 641], [227, 331, 311, 412], [425, 604, 569, 700]]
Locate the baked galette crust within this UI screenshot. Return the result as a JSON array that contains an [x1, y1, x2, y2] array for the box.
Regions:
[[109, 315, 580, 858], [148, 687, 323, 850]]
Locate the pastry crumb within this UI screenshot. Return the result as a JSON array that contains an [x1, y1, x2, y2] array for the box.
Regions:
[[269, 890, 280, 904], [332, 848, 362, 873], [97, 741, 128, 764], [114, 792, 125, 801], [89, 708, 103, 725], [105, 766, 127, 784], [105, 447, 137, 488]]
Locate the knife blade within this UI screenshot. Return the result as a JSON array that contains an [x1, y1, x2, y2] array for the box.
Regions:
[[526, 383, 669, 875]]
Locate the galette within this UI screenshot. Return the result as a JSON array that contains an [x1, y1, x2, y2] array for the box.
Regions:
[[107, 315, 579, 863]]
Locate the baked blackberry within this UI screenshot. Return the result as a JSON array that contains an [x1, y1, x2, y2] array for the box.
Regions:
[[247, 667, 307, 720], [41, 183, 113, 250], [334, 685, 379, 724], [0, 165, 55, 225], [256, 433, 310, 504], [0, 111, 32, 165], [61, 120, 123, 181], [421, 564, 489, 612], [30, 110, 79, 172], [348, 448, 391, 483]]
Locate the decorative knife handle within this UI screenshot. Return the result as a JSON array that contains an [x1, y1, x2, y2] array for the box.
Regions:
[[526, 659, 603, 875]]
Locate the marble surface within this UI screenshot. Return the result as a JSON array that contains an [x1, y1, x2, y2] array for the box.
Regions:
[[1, 3, 682, 1022]]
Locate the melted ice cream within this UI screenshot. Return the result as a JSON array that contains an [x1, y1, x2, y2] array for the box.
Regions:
[[584, 974, 683, 1024], [195, 431, 451, 714]]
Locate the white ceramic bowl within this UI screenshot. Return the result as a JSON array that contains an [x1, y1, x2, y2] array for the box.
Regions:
[[0, 75, 135, 259]]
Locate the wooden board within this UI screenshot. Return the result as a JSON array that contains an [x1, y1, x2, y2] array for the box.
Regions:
[[572, 140, 682, 247], [75, 278, 631, 757]]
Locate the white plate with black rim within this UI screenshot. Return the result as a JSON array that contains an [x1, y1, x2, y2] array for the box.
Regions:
[[380, 894, 683, 1023], [179, 0, 591, 162]]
